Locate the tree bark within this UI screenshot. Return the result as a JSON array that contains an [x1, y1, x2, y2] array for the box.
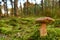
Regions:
[[41, 0, 44, 16], [2, 0, 8, 16], [0, 2, 2, 17], [10, 0, 14, 16], [59, 0, 60, 7], [14, 0, 18, 16], [6, 0, 8, 16]]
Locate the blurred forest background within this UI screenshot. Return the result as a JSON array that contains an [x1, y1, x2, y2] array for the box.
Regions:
[[0, 0, 60, 18]]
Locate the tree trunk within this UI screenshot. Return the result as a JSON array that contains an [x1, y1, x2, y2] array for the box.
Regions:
[[41, 0, 44, 16], [59, 0, 60, 7], [6, 0, 8, 16], [2, 0, 8, 16], [10, 0, 14, 16], [14, 0, 18, 16], [0, 2, 2, 17]]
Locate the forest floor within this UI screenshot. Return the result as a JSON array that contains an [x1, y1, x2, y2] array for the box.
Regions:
[[0, 17, 60, 40]]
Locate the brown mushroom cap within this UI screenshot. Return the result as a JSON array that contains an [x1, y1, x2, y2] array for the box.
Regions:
[[36, 17, 55, 23]]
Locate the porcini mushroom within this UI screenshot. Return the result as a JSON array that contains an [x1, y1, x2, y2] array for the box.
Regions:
[[36, 17, 55, 37]]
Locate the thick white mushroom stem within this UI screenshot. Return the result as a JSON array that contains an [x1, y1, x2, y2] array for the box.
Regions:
[[40, 23, 47, 36]]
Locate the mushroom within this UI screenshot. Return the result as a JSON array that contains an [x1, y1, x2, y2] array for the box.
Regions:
[[36, 17, 55, 37]]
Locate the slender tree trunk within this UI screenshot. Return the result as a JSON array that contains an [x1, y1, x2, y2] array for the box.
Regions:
[[2, 0, 8, 16], [14, 0, 18, 16], [41, 0, 44, 16], [20, 2, 22, 16], [59, 0, 60, 8], [5, 0, 8, 16], [10, 0, 14, 16], [26, 0, 28, 16], [0, 2, 2, 17], [35, 0, 37, 15]]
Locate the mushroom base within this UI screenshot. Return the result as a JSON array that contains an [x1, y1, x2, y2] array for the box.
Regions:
[[40, 23, 47, 37]]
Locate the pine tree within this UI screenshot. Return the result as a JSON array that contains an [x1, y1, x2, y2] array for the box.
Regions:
[[10, 0, 14, 16], [14, 0, 18, 16], [0, 2, 2, 17], [59, 0, 60, 7], [2, 0, 8, 16]]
